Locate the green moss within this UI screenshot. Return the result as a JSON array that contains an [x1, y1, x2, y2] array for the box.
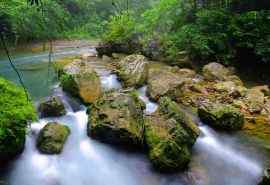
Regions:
[[60, 74, 79, 97], [0, 77, 37, 161], [37, 122, 70, 154], [198, 103, 244, 130]]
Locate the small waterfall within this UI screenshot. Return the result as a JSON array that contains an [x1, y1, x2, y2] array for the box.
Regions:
[[138, 86, 158, 115]]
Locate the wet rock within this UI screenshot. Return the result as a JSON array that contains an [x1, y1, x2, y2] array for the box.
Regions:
[[147, 64, 196, 100], [38, 96, 66, 118], [203, 62, 232, 81], [145, 97, 200, 171], [245, 88, 265, 114], [117, 55, 149, 87], [37, 122, 70, 154], [198, 103, 244, 130], [258, 168, 270, 185], [60, 60, 101, 104], [88, 90, 145, 147]]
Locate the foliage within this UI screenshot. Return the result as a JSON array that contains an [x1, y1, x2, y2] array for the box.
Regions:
[[103, 0, 270, 66], [103, 11, 136, 43], [0, 77, 37, 157]]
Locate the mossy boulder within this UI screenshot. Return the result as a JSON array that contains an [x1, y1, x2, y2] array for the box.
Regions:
[[116, 55, 148, 87], [0, 77, 37, 165], [245, 88, 265, 114], [147, 64, 196, 101], [60, 60, 101, 104], [145, 97, 200, 171], [198, 103, 244, 130], [37, 122, 70, 154], [214, 81, 247, 98], [203, 62, 232, 81], [258, 168, 270, 185], [88, 90, 145, 147], [38, 96, 66, 118]]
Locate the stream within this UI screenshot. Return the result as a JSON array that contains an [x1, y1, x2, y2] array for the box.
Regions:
[[0, 44, 269, 185]]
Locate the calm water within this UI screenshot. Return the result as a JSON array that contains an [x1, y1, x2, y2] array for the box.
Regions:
[[0, 46, 269, 185]]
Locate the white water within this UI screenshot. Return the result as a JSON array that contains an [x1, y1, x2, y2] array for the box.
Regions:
[[0, 47, 268, 185]]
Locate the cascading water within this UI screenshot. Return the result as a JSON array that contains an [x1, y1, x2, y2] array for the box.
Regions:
[[0, 46, 268, 185]]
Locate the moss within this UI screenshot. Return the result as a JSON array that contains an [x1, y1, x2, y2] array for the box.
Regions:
[[0, 77, 37, 162], [60, 74, 79, 97], [198, 103, 244, 130], [37, 122, 70, 154]]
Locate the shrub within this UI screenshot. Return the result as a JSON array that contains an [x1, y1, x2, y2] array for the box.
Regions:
[[0, 77, 37, 160]]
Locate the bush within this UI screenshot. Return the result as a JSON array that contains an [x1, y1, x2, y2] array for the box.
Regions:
[[0, 77, 37, 161], [103, 11, 137, 43]]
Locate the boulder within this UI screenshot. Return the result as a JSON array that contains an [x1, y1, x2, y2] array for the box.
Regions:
[[38, 96, 66, 118], [117, 55, 148, 87], [60, 60, 101, 104], [88, 90, 145, 147], [202, 62, 232, 81], [258, 168, 270, 185], [214, 81, 247, 98], [37, 122, 70, 154], [147, 64, 196, 100], [198, 103, 244, 131], [145, 97, 200, 171], [245, 88, 265, 114]]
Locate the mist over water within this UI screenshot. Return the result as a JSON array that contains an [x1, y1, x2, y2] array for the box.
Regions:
[[0, 47, 268, 185]]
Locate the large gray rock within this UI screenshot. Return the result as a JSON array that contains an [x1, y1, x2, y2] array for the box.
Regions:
[[38, 96, 66, 118], [147, 64, 196, 101], [203, 62, 232, 81], [37, 122, 70, 154], [145, 97, 200, 171], [60, 60, 101, 104], [117, 55, 148, 87]]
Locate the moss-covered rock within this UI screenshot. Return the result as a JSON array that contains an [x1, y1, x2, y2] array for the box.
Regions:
[[38, 96, 66, 118], [198, 103, 244, 131], [258, 168, 270, 185], [60, 60, 101, 104], [202, 62, 232, 81], [37, 122, 70, 154], [0, 77, 37, 165], [214, 81, 247, 98], [88, 90, 145, 147], [145, 97, 200, 171], [116, 55, 148, 87], [245, 88, 265, 114], [147, 64, 196, 101]]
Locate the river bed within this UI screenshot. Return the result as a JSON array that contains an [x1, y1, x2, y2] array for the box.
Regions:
[[0, 44, 269, 185]]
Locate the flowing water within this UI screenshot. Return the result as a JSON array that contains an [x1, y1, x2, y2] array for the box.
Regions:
[[0, 45, 269, 185]]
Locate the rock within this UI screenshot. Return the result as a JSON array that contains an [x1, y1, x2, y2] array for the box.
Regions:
[[214, 81, 247, 98], [117, 55, 148, 87], [38, 96, 66, 118], [88, 90, 145, 147], [198, 103, 244, 130], [252, 85, 270, 96], [203, 62, 232, 81], [258, 168, 270, 185], [145, 97, 200, 171], [81, 52, 97, 60], [37, 122, 70, 154], [0, 77, 37, 166], [142, 39, 164, 61], [147, 64, 196, 100], [245, 88, 265, 114], [60, 60, 101, 104]]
